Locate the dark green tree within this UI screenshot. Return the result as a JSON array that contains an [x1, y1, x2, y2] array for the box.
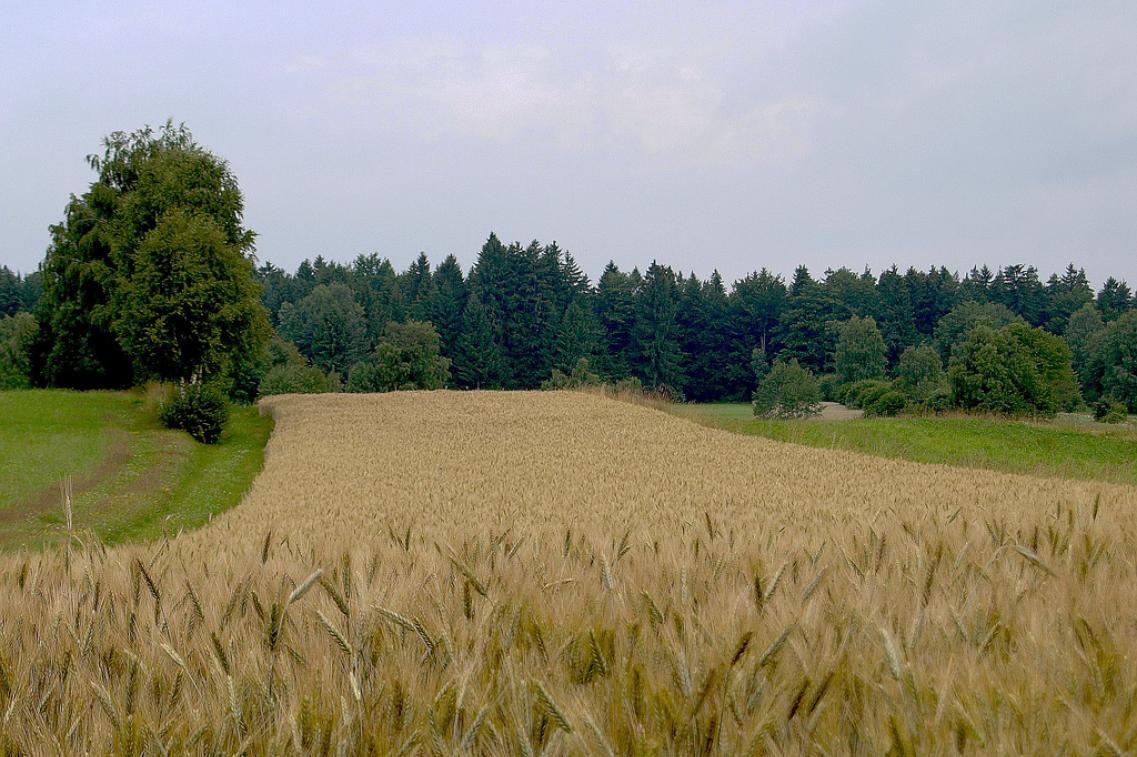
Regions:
[[427, 254, 467, 360], [553, 299, 602, 373], [934, 300, 1023, 361], [948, 323, 1077, 416], [1097, 278, 1133, 322], [1086, 311, 1137, 411], [115, 208, 267, 383], [824, 267, 879, 317], [990, 264, 1046, 325], [350, 254, 403, 342], [400, 252, 435, 322], [452, 294, 505, 389], [33, 121, 267, 389], [347, 320, 450, 392], [1042, 264, 1093, 334], [278, 283, 369, 375], [876, 266, 918, 366], [20, 271, 43, 312], [777, 266, 847, 372], [633, 262, 685, 392], [593, 262, 638, 380], [905, 266, 959, 336], [0, 313, 37, 389], [959, 266, 994, 303], [467, 234, 552, 388], [731, 268, 786, 360], [0, 267, 21, 316]]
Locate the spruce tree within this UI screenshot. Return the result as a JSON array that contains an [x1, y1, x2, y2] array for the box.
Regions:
[[876, 266, 918, 367], [777, 266, 847, 373], [594, 262, 637, 380], [633, 262, 685, 392], [1097, 278, 1133, 322], [453, 295, 505, 389], [553, 300, 602, 373]]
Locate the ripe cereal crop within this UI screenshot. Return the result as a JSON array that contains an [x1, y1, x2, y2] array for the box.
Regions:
[[1, 390, 1135, 754]]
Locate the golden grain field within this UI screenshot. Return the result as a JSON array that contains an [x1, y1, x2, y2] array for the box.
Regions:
[[2, 390, 1136, 754]]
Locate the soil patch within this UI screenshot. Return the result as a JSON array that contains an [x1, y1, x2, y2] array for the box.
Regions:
[[1, 430, 133, 524], [818, 401, 863, 420]]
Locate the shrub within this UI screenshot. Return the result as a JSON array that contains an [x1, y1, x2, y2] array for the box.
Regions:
[[752, 359, 821, 419], [910, 386, 952, 414], [1092, 397, 1128, 424], [842, 379, 891, 410], [864, 389, 907, 417], [614, 376, 644, 395], [258, 363, 330, 397], [160, 383, 230, 444], [542, 358, 602, 390], [854, 382, 897, 414]]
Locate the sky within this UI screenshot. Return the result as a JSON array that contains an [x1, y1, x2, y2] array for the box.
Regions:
[[2, 1, 1136, 287]]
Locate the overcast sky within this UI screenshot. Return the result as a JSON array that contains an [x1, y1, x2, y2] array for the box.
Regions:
[[2, 1, 1135, 286]]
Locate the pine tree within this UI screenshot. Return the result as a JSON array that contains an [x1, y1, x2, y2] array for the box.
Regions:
[[1042, 264, 1093, 334], [400, 252, 435, 322], [553, 300, 601, 373], [428, 254, 467, 360], [959, 266, 993, 303], [0, 267, 21, 316], [1097, 278, 1133, 322], [876, 266, 918, 367], [594, 262, 637, 380], [990, 264, 1045, 325], [731, 268, 786, 356], [777, 266, 847, 373], [633, 262, 685, 392], [453, 295, 505, 389]]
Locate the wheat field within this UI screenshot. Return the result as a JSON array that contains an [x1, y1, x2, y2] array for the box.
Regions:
[[2, 391, 1136, 754]]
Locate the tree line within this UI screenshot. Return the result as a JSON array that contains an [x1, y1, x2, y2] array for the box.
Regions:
[[2, 121, 1135, 428], [247, 245, 1136, 411]]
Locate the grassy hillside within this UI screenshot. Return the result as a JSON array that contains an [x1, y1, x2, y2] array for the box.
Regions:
[[0, 389, 272, 549], [675, 402, 1137, 485]]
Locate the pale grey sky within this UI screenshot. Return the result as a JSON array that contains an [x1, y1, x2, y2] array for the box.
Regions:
[[2, 1, 1135, 286]]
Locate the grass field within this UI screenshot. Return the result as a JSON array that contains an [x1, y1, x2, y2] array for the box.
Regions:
[[1, 391, 1135, 753], [676, 402, 1137, 486], [0, 389, 272, 549]]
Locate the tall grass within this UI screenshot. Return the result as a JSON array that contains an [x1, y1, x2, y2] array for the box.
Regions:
[[0, 391, 1134, 753]]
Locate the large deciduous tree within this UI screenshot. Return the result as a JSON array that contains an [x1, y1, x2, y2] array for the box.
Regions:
[[833, 316, 887, 385], [948, 323, 1078, 417], [1086, 311, 1137, 411], [33, 121, 268, 389], [348, 320, 450, 392]]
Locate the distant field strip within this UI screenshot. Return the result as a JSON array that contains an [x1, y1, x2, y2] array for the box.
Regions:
[[2, 391, 1136, 753]]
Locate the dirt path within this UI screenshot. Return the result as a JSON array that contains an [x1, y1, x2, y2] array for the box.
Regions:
[[818, 401, 863, 420], [0, 430, 134, 525]]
